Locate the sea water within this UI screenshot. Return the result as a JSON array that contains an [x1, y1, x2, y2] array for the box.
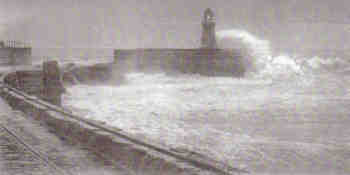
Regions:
[[62, 30, 350, 174]]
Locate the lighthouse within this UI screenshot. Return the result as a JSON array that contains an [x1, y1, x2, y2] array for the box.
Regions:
[[201, 8, 217, 49]]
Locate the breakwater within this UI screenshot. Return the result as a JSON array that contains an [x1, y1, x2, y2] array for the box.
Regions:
[[114, 49, 247, 77]]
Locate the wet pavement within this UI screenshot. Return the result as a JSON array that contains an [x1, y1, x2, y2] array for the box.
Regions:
[[0, 126, 57, 175], [0, 97, 129, 175]]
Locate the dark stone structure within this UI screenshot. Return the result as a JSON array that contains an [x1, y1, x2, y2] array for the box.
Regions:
[[201, 8, 217, 49], [3, 61, 65, 106], [114, 9, 247, 77], [0, 40, 31, 65], [114, 49, 246, 77], [42, 61, 65, 106]]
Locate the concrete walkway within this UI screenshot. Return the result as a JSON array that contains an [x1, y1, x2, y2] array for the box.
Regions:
[[0, 97, 129, 175]]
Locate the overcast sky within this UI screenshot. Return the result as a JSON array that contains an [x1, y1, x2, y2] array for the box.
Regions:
[[1, 0, 350, 54]]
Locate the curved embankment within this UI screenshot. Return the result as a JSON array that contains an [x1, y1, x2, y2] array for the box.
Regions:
[[61, 62, 125, 86], [0, 62, 248, 175]]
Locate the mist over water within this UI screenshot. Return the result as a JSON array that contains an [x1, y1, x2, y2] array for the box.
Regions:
[[63, 29, 350, 174]]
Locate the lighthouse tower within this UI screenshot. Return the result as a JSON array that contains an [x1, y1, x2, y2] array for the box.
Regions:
[[201, 8, 217, 49]]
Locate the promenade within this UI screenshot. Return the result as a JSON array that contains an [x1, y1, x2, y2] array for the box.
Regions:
[[0, 95, 128, 175]]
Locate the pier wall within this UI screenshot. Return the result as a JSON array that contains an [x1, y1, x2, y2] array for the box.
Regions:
[[114, 49, 247, 77], [0, 48, 31, 65]]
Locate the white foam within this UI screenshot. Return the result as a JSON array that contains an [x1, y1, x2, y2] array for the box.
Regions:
[[216, 29, 350, 80]]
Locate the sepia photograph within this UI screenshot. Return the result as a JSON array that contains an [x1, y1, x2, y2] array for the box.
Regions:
[[0, 0, 350, 174]]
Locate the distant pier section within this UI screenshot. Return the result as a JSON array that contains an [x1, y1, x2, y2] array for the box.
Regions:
[[114, 8, 247, 77], [0, 40, 32, 65]]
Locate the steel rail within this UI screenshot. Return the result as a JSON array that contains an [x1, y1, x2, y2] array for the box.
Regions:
[[0, 124, 73, 175]]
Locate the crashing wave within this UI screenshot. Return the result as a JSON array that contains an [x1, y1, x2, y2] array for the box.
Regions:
[[216, 29, 349, 81]]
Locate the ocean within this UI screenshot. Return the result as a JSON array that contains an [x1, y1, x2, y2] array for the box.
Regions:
[[62, 29, 350, 174]]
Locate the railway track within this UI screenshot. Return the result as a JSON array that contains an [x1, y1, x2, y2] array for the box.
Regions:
[[1, 83, 249, 175], [0, 124, 72, 175]]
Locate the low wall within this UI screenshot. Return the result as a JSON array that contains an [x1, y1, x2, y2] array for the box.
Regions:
[[3, 70, 43, 96], [2, 62, 122, 96], [114, 48, 248, 77], [0, 64, 244, 175]]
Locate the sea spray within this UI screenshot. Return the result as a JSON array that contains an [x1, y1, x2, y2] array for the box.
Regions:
[[216, 29, 305, 78], [62, 28, 350, 175], [219, 29, 350, 74]]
